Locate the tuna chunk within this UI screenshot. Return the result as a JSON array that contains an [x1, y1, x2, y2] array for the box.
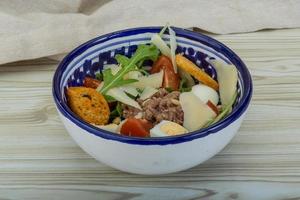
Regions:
[[122, 88, 184, 125]]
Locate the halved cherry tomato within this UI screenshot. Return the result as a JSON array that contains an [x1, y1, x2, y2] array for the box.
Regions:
[[151, 55, 180, 90], [151, 55, 172, 73], [207, 100, 219, 115], [163, 67, 180, 91], [120, 118, 153, 138], [83, 77, 101, 89]]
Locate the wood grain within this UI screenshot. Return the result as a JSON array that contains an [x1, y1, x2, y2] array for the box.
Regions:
[[1, 28, 300, 199]]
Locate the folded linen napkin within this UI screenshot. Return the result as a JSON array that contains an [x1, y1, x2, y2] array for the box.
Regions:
[[0, 0, 299, 64]]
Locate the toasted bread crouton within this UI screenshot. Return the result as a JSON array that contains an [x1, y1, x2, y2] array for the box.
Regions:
[[67, 87, 110, 125], [175, 54, 219, 91]]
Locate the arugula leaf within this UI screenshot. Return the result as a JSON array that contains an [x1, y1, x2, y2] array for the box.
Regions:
[[95, 72, 103, 81], [117, 54, 149, 75], [109, 102, 123, 120], [136, 88, 144, 94], [165, 87, 174, 93], [99, 68, 138, 93], [98, 44, 159, 94], [179, 78, 192, 93], [124, 91, 137, 100], [115, 54, 130, 66], [139, 68, 150, 76], [116, 102, 123, 115], [103, 94, 116, 102]]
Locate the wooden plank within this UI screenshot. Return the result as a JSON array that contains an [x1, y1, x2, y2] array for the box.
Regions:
[[1, 28, 300, 199]]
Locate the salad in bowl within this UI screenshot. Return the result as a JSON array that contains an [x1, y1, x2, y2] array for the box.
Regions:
[[66, 26, 238, 138], [53, 25, 252, 174]]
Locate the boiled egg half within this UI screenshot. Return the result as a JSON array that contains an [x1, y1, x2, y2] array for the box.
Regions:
[[191, 84, 219, 105], [150, 120, 188, 137]]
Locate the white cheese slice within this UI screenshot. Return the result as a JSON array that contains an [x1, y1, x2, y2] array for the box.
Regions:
[[107, 87, 141, 109], [95, 124, 118, 133], [119, 86, 139, 97], [151, 34, 171, 57], [209, 59, 238, 107], [180, 92, 217, 131], [128, 70, 163, 89], [139, 86, 158, 100]]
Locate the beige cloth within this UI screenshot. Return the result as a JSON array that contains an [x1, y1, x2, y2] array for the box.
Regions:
[[0, 0, 299, 64]]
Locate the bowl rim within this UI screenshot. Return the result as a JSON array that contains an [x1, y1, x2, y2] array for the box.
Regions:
[[53, 26, 252, 145]]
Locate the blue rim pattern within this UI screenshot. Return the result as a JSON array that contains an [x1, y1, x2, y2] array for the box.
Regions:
[[61, 37, 231, 88], [52, 26, 252, 145]]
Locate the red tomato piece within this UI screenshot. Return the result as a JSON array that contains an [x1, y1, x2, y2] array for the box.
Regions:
[[151, 55, 180, 90], [151, 55, 172, 73], [120, 118, 153, 138], [83, 77, 101, 89], [163, 67, 180, 91]]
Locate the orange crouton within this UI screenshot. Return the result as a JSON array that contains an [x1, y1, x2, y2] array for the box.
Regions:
[[67, 87, 110, 125]]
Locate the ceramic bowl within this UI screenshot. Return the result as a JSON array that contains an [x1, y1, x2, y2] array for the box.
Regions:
[[53, 27, 252, 175]]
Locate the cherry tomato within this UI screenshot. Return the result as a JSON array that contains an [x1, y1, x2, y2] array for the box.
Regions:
[[83, 77, 101, 89], [120, 118, 153, 138], [151, 55, 180, 90], [151, 55, 172, 73], [163, 67, 180, 91], [207, 100, 219, 115]]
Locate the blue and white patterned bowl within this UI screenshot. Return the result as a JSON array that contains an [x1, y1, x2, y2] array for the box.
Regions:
[[53, 27, 252, 174]]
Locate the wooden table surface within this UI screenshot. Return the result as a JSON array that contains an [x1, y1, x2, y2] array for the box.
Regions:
[[1, 28, 300, 200]]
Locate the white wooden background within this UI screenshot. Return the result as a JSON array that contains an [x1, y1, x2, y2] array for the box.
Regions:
[[1, 28, 300, 200]]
